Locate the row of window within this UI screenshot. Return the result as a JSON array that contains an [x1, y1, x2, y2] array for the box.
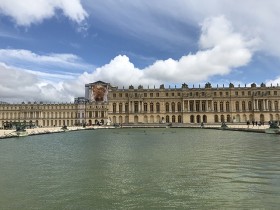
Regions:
[[112, 102, 183, 113], [112, 90, 279, 98], [0, 105, 76, 110]]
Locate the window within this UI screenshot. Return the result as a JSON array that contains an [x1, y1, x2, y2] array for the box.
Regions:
[[171, 102, 175, 112], [235, 91, 239, 96], [274, 91, 277, 96], [226, 101, 230, 112], [214, 92, 217, 96], [119, 93, 122, 97], [242, 101, 246, 111], [144, 103, 148, 112], [214, 102, 217, 111], [177, 93, 181, 96], [125, 103, 129, 113], [220, 92, 223, 96], [156, 103, 160, 112], [125, 93, 128, 97], [144, 93, 147, 97], [202, 101, 206, 111], [236, 101, 240, 111], [177, 102, 182, 112], [172, 93, 175, 96], [113, 103, 116, 113], [248, 91, 251, 96], [119, 103, 123, 113], [113, 94, 116, 98], [150, 103, 154, 112], [220, 102, 224, 112], [134, 102, 139, 113], [156, 93, 159, 97], [166, 93, 169, 97], [150, 93, 153, 97], [165, 103, 170, 112]]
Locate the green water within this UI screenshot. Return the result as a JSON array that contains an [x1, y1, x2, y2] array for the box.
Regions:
[[0, 128, 280, 209]]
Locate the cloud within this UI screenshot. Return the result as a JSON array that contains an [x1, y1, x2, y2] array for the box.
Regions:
[[0, 49, 93, 76], [89, 16, 255, 86], [0, 62, 74, 102], [0, 0, 88, 26], [0, 16, 256, 102]]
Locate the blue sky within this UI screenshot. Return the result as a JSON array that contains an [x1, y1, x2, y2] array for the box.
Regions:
[[0, 0, 280, 102]]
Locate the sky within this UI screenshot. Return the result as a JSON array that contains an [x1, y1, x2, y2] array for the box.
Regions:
[[0, 0, 280, 102]]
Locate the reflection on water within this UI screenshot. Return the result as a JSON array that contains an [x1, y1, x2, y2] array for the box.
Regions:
[[0, 128, 280, 209]]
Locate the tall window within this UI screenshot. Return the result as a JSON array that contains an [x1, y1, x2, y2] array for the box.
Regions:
[[177, 102, 182, 112], [268, 101, 272, 111], [195, 101, 200, 112], [156, 102, 160, 113], [202, 101, 206, 111], [275, 101, 279, 111], [220, 102, 224, 112], [134, 102, 139, 113], [125, 103, 129, 113], [166, 103, 170, 112], [248, 101, 252, 111], [144, 103, 148, 112], [190, 101, 194, 111], [236, 101, 239, 111], [242, 101, 246, 111], [226, 101, 230, 112], [119, 103, 123, 113], [214, 102, 218, 111], [171, 102, 175, 112], [113, 103, 116, 113], [150, 103, 154, 113]]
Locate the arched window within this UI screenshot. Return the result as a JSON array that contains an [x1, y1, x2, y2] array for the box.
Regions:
[[190, 115, 194, 123], [248, 101, 252, 111], [166, 115, 170, 123], [268, 101, 272, 111], [171, 102, 175, 112], [227, 115, 231, 122], [125, 103, 129, 113], [166, 103, 169, 112], [242, 101, 246, 111], [113, 103, 116, 113], [220, 102, 224, 112], [214, 102, 218, 111], [235, 101, 239, 111], [144, 103, 148, 112], [150, 103, 154, 113], [196, 115, 201, 123], [156, 102, 160, 113], [226, 101, 230, 112], [119, 103, 123, 113], [275, 101, 279, 111], [203, 115, 207, 123], [178, 115, 182, 123], [214, 115, 219, 122], [172, 115, 176, 122], [177, 102, 182, 112]]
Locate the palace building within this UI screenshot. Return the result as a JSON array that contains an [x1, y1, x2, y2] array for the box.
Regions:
[[1, 80, 280, 128]]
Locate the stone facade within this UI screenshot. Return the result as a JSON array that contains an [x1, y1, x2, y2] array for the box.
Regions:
[[1, 81, 280, 128]]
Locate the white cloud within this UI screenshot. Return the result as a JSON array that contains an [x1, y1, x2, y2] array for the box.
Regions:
[[0, 0, 88, 26], [0, 16, 256, 102], [88, 16, 255, 87], [0, 49, 93, 73], [0, 62, 75, 102]]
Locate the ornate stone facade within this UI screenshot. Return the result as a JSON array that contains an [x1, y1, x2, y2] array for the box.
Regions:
[[1, 81, 280, 128]]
